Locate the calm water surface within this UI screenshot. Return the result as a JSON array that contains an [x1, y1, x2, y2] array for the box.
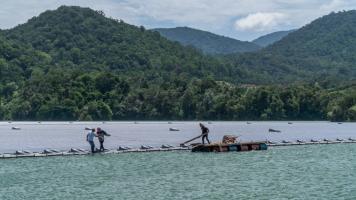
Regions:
[[1, 144, 356, 199], [0, 121, 356, 153]]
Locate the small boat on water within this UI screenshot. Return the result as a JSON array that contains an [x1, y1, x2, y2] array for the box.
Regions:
[[192, 142, 268, 152], [11, 127, 21, 130], [169, 128, 180, 131], [268, 128, 281, 133], [189, 135, 267, 152]]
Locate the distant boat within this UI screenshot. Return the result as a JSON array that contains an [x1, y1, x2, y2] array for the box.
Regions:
[[288, 122, 293, 124], [169, 128, 180, 131], [11, 127, 21, 130], [268, 128, 281, 133]]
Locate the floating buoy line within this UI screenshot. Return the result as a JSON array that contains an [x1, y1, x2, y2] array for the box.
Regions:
[[1, 138, 356, 159]]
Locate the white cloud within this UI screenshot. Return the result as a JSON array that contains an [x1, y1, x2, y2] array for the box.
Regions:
[[320, 0, 346, 11], [235, 12, 288, 31], [2, 0, 356, 40]]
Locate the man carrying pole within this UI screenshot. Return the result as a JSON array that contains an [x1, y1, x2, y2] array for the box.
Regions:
[[200, 123, 210, 144]]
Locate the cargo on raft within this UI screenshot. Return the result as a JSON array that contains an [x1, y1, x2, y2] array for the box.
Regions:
[[191, 142, 268, 152]]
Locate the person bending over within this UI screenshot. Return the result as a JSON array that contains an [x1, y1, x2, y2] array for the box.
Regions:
[[96, 127, 111, 152], [199, 123, 210, 144]]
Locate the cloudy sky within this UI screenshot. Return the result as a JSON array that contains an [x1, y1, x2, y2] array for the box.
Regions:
[[0, 0, 355, 41]]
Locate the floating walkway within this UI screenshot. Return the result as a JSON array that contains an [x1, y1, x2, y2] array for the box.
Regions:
[[0, 146, 190, 159], [267, 138, 356, 147], [2, 139, 356, 159]]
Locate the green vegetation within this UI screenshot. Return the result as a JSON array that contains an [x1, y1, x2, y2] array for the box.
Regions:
[[153, 27, 261, 54], [1, 6, 356, 121], [238, 11, 356, 83], [252, 30, 294, 47]]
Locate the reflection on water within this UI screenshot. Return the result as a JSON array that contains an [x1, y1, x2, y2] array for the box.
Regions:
[[0, 121, 355, 153]]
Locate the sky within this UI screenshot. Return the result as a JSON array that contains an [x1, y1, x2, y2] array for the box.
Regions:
[[0, 0, 356, 41]]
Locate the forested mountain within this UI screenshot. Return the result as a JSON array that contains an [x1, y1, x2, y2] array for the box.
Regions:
[[252, 30, 294, 47], [236, 10, 356, 83], [1, 6, 356, 121], [153, 27, 261, 54], [0, 6, 263, 120]]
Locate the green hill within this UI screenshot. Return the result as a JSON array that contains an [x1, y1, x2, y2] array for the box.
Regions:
[[1, 6, 356, 121], [252, 30, 294, 47], [237, 10, 356, 83], [153, 27, 261, 54], [0, 6, 265, 120]]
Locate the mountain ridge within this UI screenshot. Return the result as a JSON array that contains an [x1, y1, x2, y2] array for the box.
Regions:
[[252, 30, 295, 47], [153, 26, 261, 54]]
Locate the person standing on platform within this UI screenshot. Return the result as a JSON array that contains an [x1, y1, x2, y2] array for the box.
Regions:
[[199, 123, 210, 144], [87, 128, 97, 153], [96, 127, 111, 152]]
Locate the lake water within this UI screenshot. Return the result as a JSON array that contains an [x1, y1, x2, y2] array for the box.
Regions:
[[0, 121, 356, 153], [1, 121, 356, 199], [1, 144, 356, 199]]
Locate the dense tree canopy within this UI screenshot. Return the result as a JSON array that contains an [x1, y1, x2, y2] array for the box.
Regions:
[[1, 6, 356, 121]]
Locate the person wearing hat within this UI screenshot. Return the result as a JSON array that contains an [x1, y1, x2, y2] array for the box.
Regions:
[[96, 127, 111, 151]]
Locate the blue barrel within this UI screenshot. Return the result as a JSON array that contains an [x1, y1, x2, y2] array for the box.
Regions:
[[259, 143, 268, 150], [228, 144, 238, 152]]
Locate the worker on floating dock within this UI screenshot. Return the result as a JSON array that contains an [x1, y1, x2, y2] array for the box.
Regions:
[[87, 128, 97, 153], [199, 123, 210, 144], [96, 127, 111, 152]]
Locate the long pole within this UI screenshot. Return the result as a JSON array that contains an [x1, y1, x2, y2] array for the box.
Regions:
[[180, 134, 203, 146]]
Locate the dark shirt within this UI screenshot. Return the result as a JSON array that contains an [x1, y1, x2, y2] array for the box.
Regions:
[[201, 126, 209, 135], [97, 130, 110, 142]]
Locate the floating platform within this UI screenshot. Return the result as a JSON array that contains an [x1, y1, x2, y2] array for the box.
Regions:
[[192, 142, 268, 152], [267, 139, 356, 147], [2, 138, 356, 159], [0, 146, 190, 159]]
